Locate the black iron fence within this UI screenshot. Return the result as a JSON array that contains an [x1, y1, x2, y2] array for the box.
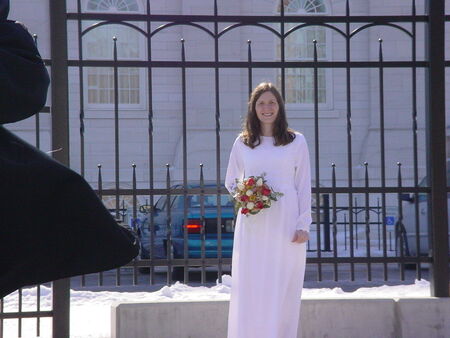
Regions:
[[1, 0, 449, 337]]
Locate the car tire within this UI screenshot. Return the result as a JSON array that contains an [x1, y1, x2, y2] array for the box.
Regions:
[[138, 251, 151, 274], [172, 266, 185, 281], [170, 245, 186, 281]]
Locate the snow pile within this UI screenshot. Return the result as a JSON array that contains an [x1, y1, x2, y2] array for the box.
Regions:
[[1, 277, 431, 338]]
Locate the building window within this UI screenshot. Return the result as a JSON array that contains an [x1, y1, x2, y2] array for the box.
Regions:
[[84, 0, 144, 109], [87, 0, 139, 12], [277, 0, 330, 107]]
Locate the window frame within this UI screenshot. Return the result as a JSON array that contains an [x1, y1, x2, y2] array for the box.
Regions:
[[83, 0, 147, 111], [275, 0, 334, 111]]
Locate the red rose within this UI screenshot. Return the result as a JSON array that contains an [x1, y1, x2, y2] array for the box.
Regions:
[[241, 208, 249, 214], [256, 201, 264, 209], [241, 195, 249, 202], [262, 188, 271, 196], [247, 178, 255, 186]]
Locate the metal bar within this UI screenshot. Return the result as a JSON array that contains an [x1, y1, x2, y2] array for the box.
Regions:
[[397, 162, 405, 280], [214, 0, 224, 283], [312, 40, 322, 281], [51, 279, 70, 338], [32, 34, 41, 150], [355, 197, 359, 250], [247, 40, 252, 97], [146, 0, 156, 285], [165, 164, 173, 285], [378, 38, 388, 281], [377, 198, 381, 251], [123, 251, 443, 266], [67, 60, 429, 68], [77, 0, 85, 178], [364, 162, 372, 281], [49, 0, 70, 335], [180, 38, 189, 283], [0, 298, 3, 338], [125, 255, 433, 266], [280, 0, 285, 99], [132, 164, 138, 285], [331, 163, 338, 281], [345, 1, 355, 281], [18, 289, 22, 337], [425, 0, 449, 297], [97, 164, 104, 286], [323, 194, 330, 251], [113, 36, 122, 287], [411, 0, 422, 277], [200, 164, 206, 284], [92, 185, 430, 196], [65, 13, 429, 23], [36, 285, 41, 337], [0, 311, 53, 320]]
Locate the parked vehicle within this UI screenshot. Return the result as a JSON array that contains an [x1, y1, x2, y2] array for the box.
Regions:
[[398, 163, 450, 262], [136, 182, 235, 279]]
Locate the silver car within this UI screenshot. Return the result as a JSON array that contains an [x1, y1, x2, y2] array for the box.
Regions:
[[399, 167, 450, 257]]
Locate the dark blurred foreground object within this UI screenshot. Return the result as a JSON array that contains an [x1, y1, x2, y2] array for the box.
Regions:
[[0, 0, 139, 298], [0, 0, 9, 20], [0, 0, 49, 124], [0, 127, 140, 298]]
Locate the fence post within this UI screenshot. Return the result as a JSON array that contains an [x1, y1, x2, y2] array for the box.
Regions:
[[425, 0, 449, 297], [323, 194, 331, 251], [49, 0, 71, 335]]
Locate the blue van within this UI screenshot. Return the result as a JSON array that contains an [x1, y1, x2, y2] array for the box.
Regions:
[[136, 182, 235, 278]]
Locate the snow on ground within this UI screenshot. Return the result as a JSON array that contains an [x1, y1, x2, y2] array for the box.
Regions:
[[2, 276, 431, 338]]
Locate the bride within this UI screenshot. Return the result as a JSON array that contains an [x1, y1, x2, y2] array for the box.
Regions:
[[225, 82, 312, 338]]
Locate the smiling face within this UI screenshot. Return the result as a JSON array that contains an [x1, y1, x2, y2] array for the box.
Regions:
[[255, 91, 279, 128]]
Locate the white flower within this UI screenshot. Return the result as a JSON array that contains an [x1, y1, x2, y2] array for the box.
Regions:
[[247, 202, 255, 210], [246, 189, 253, 196], [256, 178, 263, 186], [237, 182, 245, 190], [262, 195, 269, 201]]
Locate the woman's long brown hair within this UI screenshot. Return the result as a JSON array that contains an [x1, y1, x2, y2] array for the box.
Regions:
[[241, 82, 296, 148]]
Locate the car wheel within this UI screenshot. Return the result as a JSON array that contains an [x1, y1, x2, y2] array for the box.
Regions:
[[170, 245, 185, 281], [172, 266, 185, 281], [138, 251, 151, 274], [395, 230, 416, 270]]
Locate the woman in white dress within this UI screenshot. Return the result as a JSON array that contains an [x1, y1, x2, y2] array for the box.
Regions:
[[225, 82, 312, 338]]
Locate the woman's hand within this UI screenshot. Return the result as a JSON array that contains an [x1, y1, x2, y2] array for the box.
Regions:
[[291, 229, 309, 244]]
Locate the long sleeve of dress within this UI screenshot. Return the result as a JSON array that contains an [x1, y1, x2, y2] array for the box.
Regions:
[[225, 136, 244, 195], [294, 134, 312, 232]]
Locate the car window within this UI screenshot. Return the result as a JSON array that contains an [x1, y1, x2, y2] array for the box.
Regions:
[[190, 194, 234, 208]]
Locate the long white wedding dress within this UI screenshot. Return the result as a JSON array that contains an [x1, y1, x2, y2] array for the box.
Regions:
[[225, 131, 312, 338]]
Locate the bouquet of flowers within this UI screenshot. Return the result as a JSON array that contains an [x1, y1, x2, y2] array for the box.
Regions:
[[231, 172, 284, 216]]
